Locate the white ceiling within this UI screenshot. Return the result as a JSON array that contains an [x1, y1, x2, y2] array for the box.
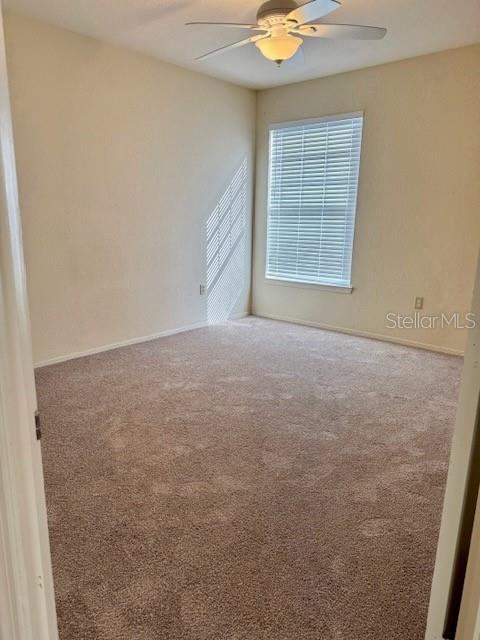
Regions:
[[4, 0, 480, 89]]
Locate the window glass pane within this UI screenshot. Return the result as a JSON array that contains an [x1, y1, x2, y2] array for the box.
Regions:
[[266, 114, 363, 287]]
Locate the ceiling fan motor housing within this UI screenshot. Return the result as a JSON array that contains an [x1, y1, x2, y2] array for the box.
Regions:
[[191, 0, 386, 64], [256, 0, 299, 26]]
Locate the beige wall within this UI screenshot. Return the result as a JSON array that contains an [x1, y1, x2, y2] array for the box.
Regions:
[[253, 45, 480, 354], [5, 14, 479, 361], [4, 14, 256, 365]]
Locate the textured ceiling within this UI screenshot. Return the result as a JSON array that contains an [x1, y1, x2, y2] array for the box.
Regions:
[[4, 0, 480, 89]]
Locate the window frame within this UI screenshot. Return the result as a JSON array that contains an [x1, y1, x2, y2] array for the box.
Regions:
[[264, 111, 364, 292]]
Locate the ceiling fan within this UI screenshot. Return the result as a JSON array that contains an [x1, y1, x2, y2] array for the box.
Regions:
[[187, 0, 386, 66]]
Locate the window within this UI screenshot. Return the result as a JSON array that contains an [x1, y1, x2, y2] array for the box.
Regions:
[[266, 113, 363, 289]]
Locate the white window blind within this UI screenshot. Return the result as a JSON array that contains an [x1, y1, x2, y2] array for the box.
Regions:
[[266, 113, 363, 288]]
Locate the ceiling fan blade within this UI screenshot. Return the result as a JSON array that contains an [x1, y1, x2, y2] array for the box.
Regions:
[[294, 23, 387, 39], [195, 34, 267, 61], [186, 22, 266, 31], [286, 0, 340, 26]]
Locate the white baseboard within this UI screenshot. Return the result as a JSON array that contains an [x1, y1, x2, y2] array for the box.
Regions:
[[35, 310, 459, 368], [255, 312, 464, 356], [34, 320, 209, 368], [34, 311, 251, 369], [34, 321, 208, 369]]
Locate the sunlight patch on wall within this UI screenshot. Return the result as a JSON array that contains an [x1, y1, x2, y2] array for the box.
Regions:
[[206, 159, 248, 324]]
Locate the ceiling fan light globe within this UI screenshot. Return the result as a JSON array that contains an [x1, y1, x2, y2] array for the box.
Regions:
[[255, 34, 302, 62]]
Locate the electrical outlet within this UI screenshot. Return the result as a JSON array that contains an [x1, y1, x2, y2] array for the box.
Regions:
[[414, 296, 424, 310], [199, 284, 206, 296]]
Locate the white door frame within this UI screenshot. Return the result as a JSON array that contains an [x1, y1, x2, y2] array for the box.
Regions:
[[426, 253, 480, 640], [0, 3, 58, 639], [456, 490, 480, 640]]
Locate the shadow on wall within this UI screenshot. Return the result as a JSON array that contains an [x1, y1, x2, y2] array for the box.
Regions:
[[206, 159, 248, 324]]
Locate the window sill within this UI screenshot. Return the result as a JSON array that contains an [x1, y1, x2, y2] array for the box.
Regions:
[[264, 276, 353, 294]]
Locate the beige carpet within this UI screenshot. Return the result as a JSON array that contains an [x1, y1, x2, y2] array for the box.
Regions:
[[36, 317, 462, 640]]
